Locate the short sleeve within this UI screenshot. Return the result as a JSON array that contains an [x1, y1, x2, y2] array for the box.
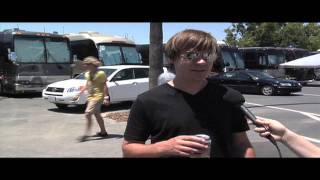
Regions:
[[221, 86, 249, 133], [124, 96, 151, 142], [230, 105, 249, 133], [96, 71, 107, 83], [84, 72, 89, 81]]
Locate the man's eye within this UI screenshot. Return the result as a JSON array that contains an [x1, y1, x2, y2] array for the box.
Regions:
[[186, 52, 198, 59]]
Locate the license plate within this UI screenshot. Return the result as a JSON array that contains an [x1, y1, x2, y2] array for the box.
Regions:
[[48, 96, 56, 103]]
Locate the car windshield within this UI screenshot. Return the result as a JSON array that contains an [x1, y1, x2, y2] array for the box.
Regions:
[[247, 71, 275, 79], [74, 69, 116, 80]]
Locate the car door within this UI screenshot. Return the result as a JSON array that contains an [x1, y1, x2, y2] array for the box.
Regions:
[[132, 68, 149, 98], [108, 68, 135, 102], [235, 72, 257, 93], [221, 72, 239, 90]]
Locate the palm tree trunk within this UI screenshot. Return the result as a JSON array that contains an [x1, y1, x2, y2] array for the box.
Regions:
[[149, 23, 163, 89]]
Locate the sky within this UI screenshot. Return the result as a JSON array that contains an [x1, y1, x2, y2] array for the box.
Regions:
[[0, 23, 232, 44]]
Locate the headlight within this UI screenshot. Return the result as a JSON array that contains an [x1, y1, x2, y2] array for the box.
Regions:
[[298, 83, 302, 86], [279, 83, 292, 86], [67, 87, 81, 93]]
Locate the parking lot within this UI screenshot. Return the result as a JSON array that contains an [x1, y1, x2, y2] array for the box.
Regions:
[[0, 81, 320, 158]]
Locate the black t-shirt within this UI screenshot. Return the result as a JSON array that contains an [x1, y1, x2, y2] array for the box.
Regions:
[[124, 81, 249, 157]]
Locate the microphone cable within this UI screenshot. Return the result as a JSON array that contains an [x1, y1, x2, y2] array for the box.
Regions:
[[240, 105, 282, 158]]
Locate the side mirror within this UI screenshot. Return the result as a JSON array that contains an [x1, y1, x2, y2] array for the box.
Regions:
[[112, 75, 122, 82], [251, 77, 259, 81]]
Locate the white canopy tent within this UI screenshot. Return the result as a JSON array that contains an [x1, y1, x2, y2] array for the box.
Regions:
[[280, 53, 320, 68]]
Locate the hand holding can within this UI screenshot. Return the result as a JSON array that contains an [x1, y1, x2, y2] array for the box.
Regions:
[[191, 134, 211, 158]]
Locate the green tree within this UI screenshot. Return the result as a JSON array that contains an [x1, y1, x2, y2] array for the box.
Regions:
[[279, 23, 308, 48], [224, 22, 320, 51], [305, 23, 320, 50]]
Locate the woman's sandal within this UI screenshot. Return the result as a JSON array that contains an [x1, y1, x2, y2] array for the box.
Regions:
[[96, 132, 109, 137]]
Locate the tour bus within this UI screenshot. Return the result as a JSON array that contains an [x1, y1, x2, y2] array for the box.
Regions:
[[214, 41, 245, 73], [136, 41, 245, 73], [65, 31, 142, 77], [239, 47, 314, 84], [0, 29, 72, 94]]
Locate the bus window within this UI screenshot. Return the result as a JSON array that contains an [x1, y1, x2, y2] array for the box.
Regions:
[[45, 38, 70, 63], [122, 46, 141, 64], [14, 37, 45, 63], [243, 52, 257, 69], [70, 40, 97, 60], [221, 50, 236, 68], [233, 51, 245, 69], [268, 54, 285, 66], [259, 55, 267, 66], [99, 45, 122, 65]]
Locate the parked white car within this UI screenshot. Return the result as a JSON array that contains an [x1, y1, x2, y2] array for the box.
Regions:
[[42, 65, 150, 109]]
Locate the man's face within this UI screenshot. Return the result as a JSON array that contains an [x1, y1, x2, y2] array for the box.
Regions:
[[174, 50, 214, 82]]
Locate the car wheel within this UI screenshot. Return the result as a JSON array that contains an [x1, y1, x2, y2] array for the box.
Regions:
[[261, 85, 274, 96], [55, 104, 68, 109]]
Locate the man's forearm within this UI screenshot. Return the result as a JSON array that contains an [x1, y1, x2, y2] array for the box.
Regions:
[[232, 132, 256, 158], [283, 130, 320, 157], [243, 147, 256, 157], [122, 141, 168, 158]]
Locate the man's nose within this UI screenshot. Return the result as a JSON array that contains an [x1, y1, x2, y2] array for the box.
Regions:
[[195, 58, 208, 64]]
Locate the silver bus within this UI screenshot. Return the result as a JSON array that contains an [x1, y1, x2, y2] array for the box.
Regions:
[[0, 29, 72, 94]]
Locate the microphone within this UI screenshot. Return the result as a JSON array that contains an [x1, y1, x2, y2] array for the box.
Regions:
[[222, 87, 279, 147], [239, 105, 278, 146]]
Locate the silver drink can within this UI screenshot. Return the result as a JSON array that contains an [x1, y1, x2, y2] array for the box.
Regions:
[[193, 134, 211, 158]]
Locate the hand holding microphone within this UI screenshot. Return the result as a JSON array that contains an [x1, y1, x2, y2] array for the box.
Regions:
[[239, 105, 278, 147], [222, 88, 282, 157]]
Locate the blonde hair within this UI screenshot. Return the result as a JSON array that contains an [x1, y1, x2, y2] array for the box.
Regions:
[[82, 56, 102, 67], [164, 29, 218, 62]]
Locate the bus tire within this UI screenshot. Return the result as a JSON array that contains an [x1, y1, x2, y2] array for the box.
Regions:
[[55, 104, 68, 109], [261, 85, 274, 96]]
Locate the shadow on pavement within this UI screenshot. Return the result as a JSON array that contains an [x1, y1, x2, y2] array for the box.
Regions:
[[1, 92, 42, 99], [48, 101, 133, 114], [77, 133, 124, 143], [101, 101, 133, 112], [48, 105, 85, 114]]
